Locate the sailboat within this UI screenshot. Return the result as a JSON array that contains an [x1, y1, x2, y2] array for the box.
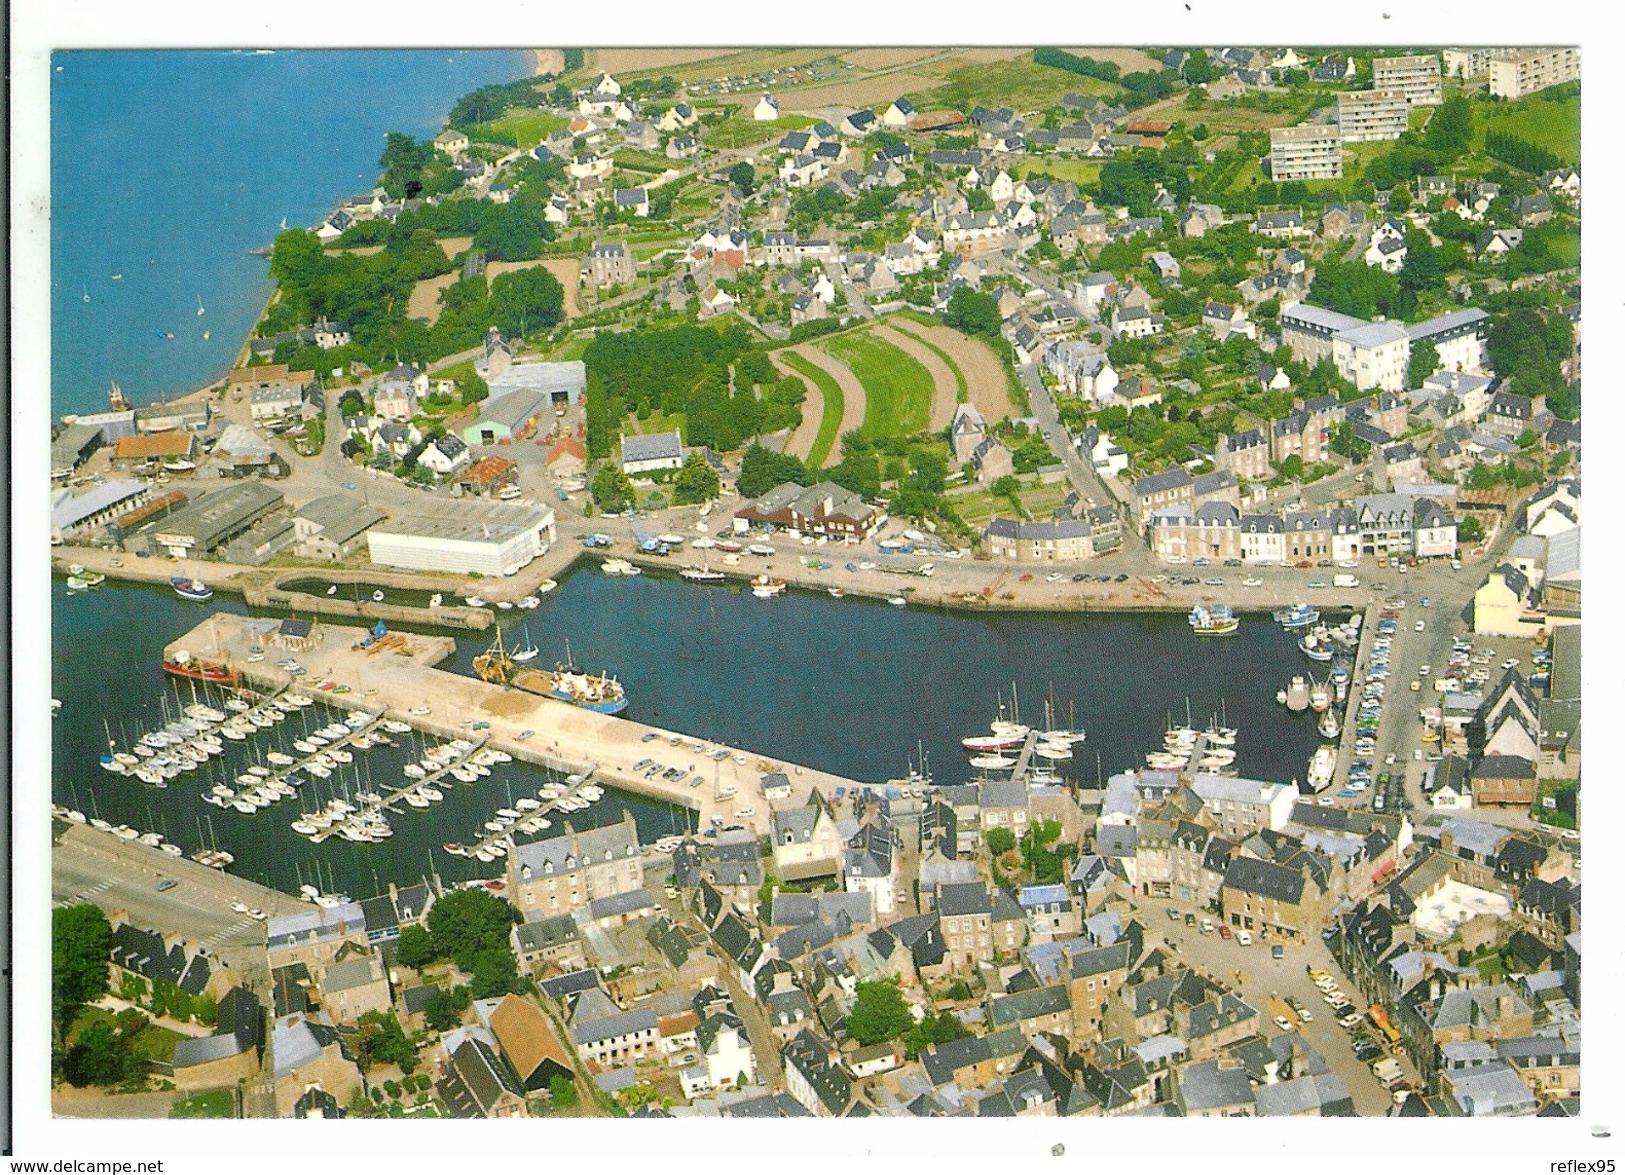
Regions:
[[197, 295, 206, 317], [82, 285, 90, 303], [512, 624, 540, 663]]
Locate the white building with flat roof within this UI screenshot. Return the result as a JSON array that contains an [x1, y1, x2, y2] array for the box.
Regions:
[[1336, 90, 1409, 143], [1374, 54, 1443, 105], [1489, 47, 1580, 99], [366, 499, 556, 577], [1269, 124, 1343, 182]]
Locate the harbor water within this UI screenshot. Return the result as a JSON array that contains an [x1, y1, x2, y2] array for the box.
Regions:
[[50, 49, 531, 418], [53, 572, 1333, 897]]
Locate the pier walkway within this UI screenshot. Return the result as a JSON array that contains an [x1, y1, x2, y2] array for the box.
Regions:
[[164, 613, 865, 840]]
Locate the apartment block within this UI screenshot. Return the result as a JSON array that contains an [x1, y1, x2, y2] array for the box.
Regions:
[[1374, 54, 1443, 105], [1488, 48, 1580, 100], [1443, 48, 1508, 79], [1337, 90, 1409, 143], [1269, 124, 1343, 182]]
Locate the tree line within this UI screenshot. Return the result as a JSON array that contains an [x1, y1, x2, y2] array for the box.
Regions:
[[1484, 129, 1569, 175]]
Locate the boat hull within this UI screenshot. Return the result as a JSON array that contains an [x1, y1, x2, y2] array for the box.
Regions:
[[549, 689, 628, 715], [163, 658, 238, 685]]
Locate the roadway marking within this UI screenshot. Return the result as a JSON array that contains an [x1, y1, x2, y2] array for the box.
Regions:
[[203, 919, 255, 945]]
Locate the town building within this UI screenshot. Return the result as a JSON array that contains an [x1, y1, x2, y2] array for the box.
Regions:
[[291, 493, 384, 561], [621, 431, 685, 476], [508, 814, 645, 919], [588, 241, 635, 286], [1489, 48, 1580, 100], [734, 480, 882, 542], [1269, 125, 1342, 182], [1374, 54, 1444, 104], [1336, 90, 1409, 143], [365, 499, 555, 577], [146, 482, 285, 559]]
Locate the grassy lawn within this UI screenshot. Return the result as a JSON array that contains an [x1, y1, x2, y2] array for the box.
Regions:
[[629, 409, 687, 440], [706, 112, 816, 149], [818, 331, 934, 440], [473, 107, 569, 149], [906, 59, 1120, 114], [69, 1007, 185, 1067], [170, 1089, 236, 1119], [1022, 157, 1104, 186], [614, 150, 673, 174], [1476, 91, 1580, 164], [950, 479, 1071, 528], [886, 320, 968, 403], [777, 351, 844, 468]]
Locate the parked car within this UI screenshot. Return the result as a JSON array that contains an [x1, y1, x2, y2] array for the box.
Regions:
[[156, 878, 178, 892], [1219, 925, 1232, 939], [1235, 929, 1253, 946]]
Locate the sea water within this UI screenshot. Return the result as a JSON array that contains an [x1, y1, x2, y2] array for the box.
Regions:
[[50, 48, 530, 418]]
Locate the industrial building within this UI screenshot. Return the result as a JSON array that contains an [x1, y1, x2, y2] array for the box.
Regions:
[[365, 499, 556, 577]]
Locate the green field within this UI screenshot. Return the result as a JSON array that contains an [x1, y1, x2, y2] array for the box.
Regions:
[[817, 331, 933, 440], [171, 1090, 236, 1119], [887, 321, 967, 403], [906, 59, 1120, 114], [472, 107, 570, 149], [949, 480, 1071, 528], [778, 351, 845, 468], [1476, 91, 1580, 164], [1022, 157, 1104, 186], [614, 150, 673, 174], [706, 112, 817, 149]]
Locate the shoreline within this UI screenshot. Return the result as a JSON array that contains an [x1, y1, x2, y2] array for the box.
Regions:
[[54, 543, 1375, 625]]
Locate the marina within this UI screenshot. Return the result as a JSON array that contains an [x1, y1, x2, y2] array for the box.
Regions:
[[55, 575, 1334, 896]]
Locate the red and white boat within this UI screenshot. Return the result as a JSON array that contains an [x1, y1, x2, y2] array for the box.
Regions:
[[962, 732, 1026, 752]]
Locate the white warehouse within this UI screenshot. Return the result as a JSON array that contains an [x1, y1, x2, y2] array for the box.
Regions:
[[366, 499, 556, 577]]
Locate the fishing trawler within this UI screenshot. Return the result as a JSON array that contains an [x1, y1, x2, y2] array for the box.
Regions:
[[1188, 602, 1239, 636]]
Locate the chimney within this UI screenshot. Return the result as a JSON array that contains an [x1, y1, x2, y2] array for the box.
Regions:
[[1496, 994, 1513, 1021]]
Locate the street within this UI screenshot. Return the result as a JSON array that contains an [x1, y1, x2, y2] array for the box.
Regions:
[[1150, 898, 1414, 1115]]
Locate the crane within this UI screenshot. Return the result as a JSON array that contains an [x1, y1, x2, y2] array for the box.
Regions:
[[982, 568, 1008, 599]]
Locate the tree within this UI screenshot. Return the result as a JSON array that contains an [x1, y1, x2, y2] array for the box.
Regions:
[[1329, 420, 1372, 463], [1457, 515, 1485, 543], [1280, 454, 1305, 480], [395, 924, 438, 970], [1407, 338, 1440, 390], [672, 451, 721, 505], [903, 1010, 970, 1060], [1181, 49, 1215, 85], [421, 986, 462, 1033], [985, 827, 1016, 857], [469, 946, 522, 1000], [1423, 94, 1474, 163], [354, 1010, 416, 1074], [845, 980, 915, 1047], [736, 443, 812, 498], [61, 1019, 136, 1087], [54, 904, 112, 1033], [942, 286, 1001, 341], [489, 265, 565, 338], [426, 887, 521, 972], [549, 1073, 579, 1108], [728, 161, 756, 195], [590, 464, 636, 513]]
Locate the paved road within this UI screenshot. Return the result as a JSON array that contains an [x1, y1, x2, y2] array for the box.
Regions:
[[1018, 361, 1123, 515], [1149, 904, 1416, 1115]]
